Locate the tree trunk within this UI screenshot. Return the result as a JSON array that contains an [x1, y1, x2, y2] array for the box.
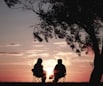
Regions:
[[83, 26, 103, 84], [89, 55, 103, 84], [90, 66, 102, 82]]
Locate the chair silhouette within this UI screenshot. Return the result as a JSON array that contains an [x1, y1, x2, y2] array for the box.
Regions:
[[58, 74, 66, 82], [32, 75, 41, 82], [32, 69, 41, 82], [57, 73, 66, 82]]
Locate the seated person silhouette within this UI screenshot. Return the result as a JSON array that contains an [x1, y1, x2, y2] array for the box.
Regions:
[[53, 59, 66, 83], [32, 58, 46, 83]]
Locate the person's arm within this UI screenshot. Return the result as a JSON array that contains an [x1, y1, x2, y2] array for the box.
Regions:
[[63, 65, 66, 74], [54, 65, 58, 74]]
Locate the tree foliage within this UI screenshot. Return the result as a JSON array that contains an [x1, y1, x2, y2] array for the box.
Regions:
[[5, 0, 103, 56]]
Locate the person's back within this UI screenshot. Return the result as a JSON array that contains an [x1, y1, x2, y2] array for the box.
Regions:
[[33, 62, 43, 77], [53, 59, 66, 82], [54, 63, 66, 76]]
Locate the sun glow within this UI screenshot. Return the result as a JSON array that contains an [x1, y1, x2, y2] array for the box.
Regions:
[[46, 67, 53, 77], [43, 59, 57, 82], [44, 67, 54, 82]]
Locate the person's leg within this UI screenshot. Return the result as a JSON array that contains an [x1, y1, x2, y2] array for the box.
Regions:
[[42, 76, 46, 83], [53, 74, 65, 83], [42, 72, 46, 83], [53, 78, 58, 83], [53, 76, 59, 83]]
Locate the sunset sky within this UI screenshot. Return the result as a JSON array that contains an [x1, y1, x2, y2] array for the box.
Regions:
[[0, 0, 102, 82]]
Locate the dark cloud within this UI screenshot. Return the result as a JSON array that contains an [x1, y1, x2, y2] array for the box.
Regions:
[[0, 51, 23, 56], [7, 43, 21, 47], [0, 43, 21, 47]]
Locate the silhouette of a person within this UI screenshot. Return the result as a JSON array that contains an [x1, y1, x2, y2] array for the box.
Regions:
[[32, 58, 46, 83], [53, 59, 66, 83]]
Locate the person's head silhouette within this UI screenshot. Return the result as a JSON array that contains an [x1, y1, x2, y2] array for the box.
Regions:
[[37, 58, 42, 64], [58, 59, 62, 64]]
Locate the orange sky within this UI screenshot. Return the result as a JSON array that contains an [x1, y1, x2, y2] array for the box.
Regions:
[[0, 40, 95, 82], [0, 40, 103, 82]]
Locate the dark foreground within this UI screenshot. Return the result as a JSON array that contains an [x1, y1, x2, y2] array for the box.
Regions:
[[0, 82, 103, 86]]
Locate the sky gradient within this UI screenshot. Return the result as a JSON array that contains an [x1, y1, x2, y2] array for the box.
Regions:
[[0, 0, 103, 82]]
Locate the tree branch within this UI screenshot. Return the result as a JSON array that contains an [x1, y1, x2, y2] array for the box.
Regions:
[[101, 39, 103, 56]]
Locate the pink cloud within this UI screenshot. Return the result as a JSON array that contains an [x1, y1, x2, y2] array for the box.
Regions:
[[53, 42, 66, 45], [26, 49, 47, 54], [32, 44, 45, 47], [27, 53, 49, 57]]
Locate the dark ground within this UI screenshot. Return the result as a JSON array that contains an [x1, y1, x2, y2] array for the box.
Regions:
[[0, 82, 103, 86]]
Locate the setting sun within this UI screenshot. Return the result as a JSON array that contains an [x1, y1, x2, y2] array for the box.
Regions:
[[45, 67, 53, 80], [42, 59, 56, 82]]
